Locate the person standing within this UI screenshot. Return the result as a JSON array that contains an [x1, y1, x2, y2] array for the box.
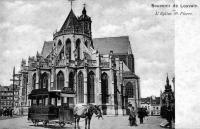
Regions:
[[138, 108, 145, 124], [166, 106, 172, 128], [128, 105, 137, 126]]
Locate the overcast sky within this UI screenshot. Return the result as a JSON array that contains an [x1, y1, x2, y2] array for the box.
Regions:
[[0, 0, 174, 97]]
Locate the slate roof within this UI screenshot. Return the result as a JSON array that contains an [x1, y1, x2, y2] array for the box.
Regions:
[[41, 41, 54, 58], [60, 9, 78, 31], [93, 36, 132, 55]]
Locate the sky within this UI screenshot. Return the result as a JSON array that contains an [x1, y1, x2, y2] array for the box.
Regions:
[[0, 0, 174, 97]]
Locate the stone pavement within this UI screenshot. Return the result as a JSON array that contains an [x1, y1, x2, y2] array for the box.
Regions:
[[84, 115, 166, 129], [0, 115, 22, 120], [0, 115, 174, 129]]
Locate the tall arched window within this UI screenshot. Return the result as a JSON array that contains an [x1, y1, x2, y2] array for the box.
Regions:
[[101, 73, 108, 104], [69, 72, 74, 90], [76, 39, 81, 59], [78, 72, 84, 103], [66, 39, 71, 60], [87, 71, 95, 103], [57, 71, 64, 90], [41, 73, 48, 89], [125, 82, 134, 98], [32, 73, 36, 90]]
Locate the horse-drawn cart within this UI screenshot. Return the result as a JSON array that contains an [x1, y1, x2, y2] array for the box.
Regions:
[[28, 88, 75, 127]]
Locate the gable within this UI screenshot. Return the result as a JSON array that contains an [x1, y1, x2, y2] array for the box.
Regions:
[[60, 10, 78, 31]]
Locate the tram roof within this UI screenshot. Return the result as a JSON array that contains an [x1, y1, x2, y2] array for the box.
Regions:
[[28, 89, 60, 99]]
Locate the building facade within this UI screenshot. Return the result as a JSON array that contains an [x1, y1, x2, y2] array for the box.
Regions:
[[0, 85, 19, 109], [19, 5, 140, 115], [141, 96, 161, 116]]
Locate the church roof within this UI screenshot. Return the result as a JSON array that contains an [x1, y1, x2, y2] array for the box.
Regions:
[[123, 71, 139, 79], [41, 41, 54, 58], [40, 36, 132, 58], [93, 36, 132, 55], [60, 9, 78, 31]]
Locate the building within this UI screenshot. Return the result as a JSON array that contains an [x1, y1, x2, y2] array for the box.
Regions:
[[18, 3, 140, 115], [0, 85, 19, 109], [160, 76, 175, 118], [141, 96, 161, 116], [17, 60, 29, 107]]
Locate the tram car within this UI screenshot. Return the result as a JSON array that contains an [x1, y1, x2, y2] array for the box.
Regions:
[[28, 87, 75, 127]]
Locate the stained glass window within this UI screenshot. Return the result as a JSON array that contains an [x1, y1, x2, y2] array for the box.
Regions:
[[78, 72, 84, 103], [125, 82, 134, 98], [41, 73, 48, 89], [87, 71, 95, 103], [101, 73, 109, 103], [66, 39, 71, 60], [57, 71, 64, 90], [32, 73, 36, 90]]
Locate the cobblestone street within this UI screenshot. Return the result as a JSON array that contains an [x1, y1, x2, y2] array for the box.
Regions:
[[0, 115, 169, 129]]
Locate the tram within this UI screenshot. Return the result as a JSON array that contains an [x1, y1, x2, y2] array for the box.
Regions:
[[28, 87, 75, 127]]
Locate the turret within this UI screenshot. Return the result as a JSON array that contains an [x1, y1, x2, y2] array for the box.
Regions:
[[78, 5, 92, 37], [165, 74, 172, 92]]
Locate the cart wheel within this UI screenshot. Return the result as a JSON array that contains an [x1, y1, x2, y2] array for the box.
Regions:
[[43, 120, 48, 126], [59, 122, 65, 127], [32, 120, 35, 125], [35, 120, 39, 126], [33, 120, 38, 126]]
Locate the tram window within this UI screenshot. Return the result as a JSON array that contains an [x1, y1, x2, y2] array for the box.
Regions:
[[39, 99, 42, 105], [45, 98, 48, 106], [63, 97, 67, 103], [51, 98, 56, 105], [57, 99, 61, 106], [32, 99, 37, 105]]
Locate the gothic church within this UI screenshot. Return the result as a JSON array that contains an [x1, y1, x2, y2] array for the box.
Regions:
[[20, 4, 141, 115]]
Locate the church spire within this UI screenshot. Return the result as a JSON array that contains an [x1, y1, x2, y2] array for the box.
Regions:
[[166, 73, 169, 85], [82, 3, 87, 15], [165, 74, 172, 92]]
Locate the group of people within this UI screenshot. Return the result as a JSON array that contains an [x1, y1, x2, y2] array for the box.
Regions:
[[128, 104, 148, 126], [0, 107, 13, 117]]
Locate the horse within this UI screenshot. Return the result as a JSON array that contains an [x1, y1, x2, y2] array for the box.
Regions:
[[74, 104, 103, 129]]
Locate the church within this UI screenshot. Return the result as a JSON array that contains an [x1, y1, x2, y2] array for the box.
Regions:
[[19, 3, 141, 115]]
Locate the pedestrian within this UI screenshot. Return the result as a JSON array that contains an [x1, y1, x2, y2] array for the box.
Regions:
[[138, 108, 145, 124], [9, 107, 13, 117], [166, 106, 172, 128], [128, 105, 137, 126], [0, 108, 2, 116]]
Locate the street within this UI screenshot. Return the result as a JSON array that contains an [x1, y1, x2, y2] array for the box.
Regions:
[[0, 115, 167, 129]]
